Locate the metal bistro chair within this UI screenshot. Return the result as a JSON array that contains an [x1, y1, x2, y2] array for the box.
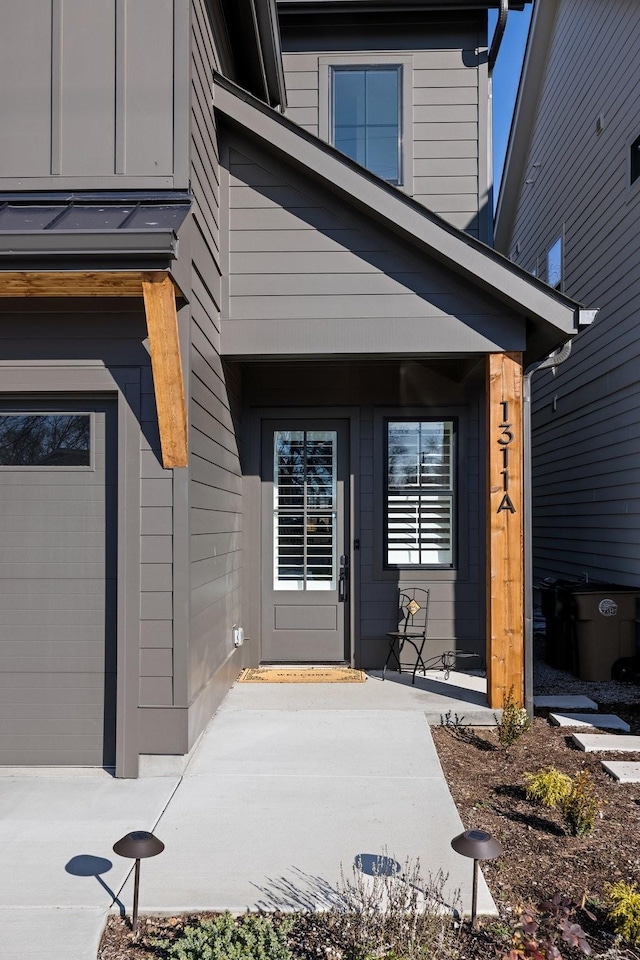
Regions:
[[383, 588, 430, 684]]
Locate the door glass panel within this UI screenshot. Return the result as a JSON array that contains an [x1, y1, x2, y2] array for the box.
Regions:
[[274, 430, 337, 590]]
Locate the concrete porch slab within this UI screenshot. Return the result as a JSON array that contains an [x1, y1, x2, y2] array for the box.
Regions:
[[118, 693, 498, 921], [534, 695, 598, 710], [572, 734, 640, 752], [601, 761, 640, 783], [549, 713, 630, 732]]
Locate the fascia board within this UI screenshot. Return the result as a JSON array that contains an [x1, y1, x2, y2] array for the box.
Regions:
[[255, 0, 288, 108], [214, 75, 579, 337], [0, 231, 178, 258], [494, 0, 560, 251]]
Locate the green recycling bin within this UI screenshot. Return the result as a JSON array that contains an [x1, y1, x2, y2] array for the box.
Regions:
[[571, 588, 640, 681]]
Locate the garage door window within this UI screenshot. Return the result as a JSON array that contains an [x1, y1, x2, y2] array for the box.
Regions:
[[0, 414, 91, 467]]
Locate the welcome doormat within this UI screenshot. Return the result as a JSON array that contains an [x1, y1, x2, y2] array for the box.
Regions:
[[237, 667, 367, 683]]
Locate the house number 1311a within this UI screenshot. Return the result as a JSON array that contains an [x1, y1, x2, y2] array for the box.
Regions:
[[497, 400, 516, 514]]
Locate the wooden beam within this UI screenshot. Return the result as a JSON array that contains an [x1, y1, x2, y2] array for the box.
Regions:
[[141, 272, 188, 469], [486, 352, 524, 709], [0, 271, 146, 297]]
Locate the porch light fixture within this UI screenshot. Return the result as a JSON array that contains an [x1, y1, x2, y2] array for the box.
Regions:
[[451, 829, 503, 928], [113, 830, 165, 933]]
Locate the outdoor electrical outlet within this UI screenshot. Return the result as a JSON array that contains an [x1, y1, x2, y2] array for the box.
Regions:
[[233, 626, 244, 647]]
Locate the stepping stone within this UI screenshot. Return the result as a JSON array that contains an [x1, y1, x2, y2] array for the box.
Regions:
[[572, 733, 640, 753], [602, 761, 640, 783], [535, 695, 598, 710], [550, 713, 630, 732]]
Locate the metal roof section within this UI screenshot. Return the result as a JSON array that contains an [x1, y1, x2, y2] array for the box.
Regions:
[[0, 193, 191, 265], [213, 73, 581, 362]]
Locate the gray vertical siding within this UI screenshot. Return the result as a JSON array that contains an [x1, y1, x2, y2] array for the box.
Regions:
[[183, 0, 244, 748], [0, 0, 187, 190], [506, 0, 640, 584], [280, 17, 485, 237]]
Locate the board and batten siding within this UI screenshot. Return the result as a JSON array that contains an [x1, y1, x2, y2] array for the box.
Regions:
[[507, 0, 640, 584], [281, 16, 488, 239], [183, 0, 244, 747], [0, 0, 188, 190]]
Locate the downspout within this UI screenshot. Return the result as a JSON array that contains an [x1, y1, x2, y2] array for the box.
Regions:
[[488, 0, 509, 74], [522, 339, 574, 719]]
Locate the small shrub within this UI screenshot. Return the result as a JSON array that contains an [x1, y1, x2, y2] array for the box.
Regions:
[[606, 880, 640, 944], [158, 912, 294, 960], [524, 767, 573, 809], [502, 894, 591, 959], [495, 687, 531, 748], [559, 770, 599, 838]]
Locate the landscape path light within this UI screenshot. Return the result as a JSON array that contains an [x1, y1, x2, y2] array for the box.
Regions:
[[113, 830, 164, 933], [451, 828, 503, 928]]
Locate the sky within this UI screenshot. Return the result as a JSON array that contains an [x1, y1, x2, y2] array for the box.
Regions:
[[489, 3, 534, 200]]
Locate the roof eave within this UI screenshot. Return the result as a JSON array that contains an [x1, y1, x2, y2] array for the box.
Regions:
[[0, 230, 179, 260]]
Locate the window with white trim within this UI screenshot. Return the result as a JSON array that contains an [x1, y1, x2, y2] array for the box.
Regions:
[[385, 420, 455, 567]]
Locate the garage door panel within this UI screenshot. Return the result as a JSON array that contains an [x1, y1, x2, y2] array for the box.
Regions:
[[0, 744, 106, 766], [0, 531, 104, 549], [0, 402, 117, 767], [0, 638, 107, 657], [0, 563, 105, 578]]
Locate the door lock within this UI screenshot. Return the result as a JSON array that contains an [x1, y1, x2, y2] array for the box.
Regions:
[[339, 554, 349, 603]]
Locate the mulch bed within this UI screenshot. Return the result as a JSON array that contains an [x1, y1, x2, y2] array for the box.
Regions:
[[99, 706, 640, 959]]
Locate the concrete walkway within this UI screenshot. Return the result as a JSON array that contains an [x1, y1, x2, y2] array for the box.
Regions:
[[0, 670, 496, 959]]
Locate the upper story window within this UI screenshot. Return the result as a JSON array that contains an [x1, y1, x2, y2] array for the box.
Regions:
[[547, 236, 563, 290], [330, 66, 402, 184]]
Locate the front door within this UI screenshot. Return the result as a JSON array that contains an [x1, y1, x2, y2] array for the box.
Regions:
[[261, 420, 349, 662]]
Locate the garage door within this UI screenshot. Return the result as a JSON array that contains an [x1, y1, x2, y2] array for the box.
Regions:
[[0, 400, 117, 767]]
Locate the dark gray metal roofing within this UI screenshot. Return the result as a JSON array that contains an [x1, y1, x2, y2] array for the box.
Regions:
[[0, 193, 192, 264], [0, 198, 191, 234]]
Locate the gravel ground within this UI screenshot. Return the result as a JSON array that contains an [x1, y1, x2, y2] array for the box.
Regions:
[[533, 632, 640, 704]]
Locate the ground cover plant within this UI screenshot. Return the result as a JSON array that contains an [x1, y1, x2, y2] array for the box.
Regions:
[[99, 710, 640, 960]]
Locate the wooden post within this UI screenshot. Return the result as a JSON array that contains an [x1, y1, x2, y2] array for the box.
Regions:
[[141, 272, 188, 468], [486, 352, 524, 708]]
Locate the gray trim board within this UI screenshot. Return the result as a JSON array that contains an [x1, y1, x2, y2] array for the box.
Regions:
[[214, 73, 580, 360]]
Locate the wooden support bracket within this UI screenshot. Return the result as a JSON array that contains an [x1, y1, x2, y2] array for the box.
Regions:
[[486, 352, 524, 709], [0, 270, 188, 469], [141, 273, 188, 468]]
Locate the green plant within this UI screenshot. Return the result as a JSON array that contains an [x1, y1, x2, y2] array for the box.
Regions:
[[502, 894, 591, 959], [606, 880, 640, 943], [157, 912, 294, 960], [559, 770, 599, 838], [523, 768, 573, 809], [495, 687, 531, 748]]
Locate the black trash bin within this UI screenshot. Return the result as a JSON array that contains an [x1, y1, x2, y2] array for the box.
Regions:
[[539, 578, 580, 672], [570, 586, 640, 681]]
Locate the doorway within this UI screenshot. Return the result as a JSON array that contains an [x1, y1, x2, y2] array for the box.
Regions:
[[261, 419, 350, 662]]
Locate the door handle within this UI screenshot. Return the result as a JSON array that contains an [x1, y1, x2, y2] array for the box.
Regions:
[[339, 554, 349, 603]]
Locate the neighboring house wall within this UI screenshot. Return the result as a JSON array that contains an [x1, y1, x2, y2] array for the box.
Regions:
[[505, 0, 640, 583], [280, 12, 490, 240], [0, 0, 189, 190]]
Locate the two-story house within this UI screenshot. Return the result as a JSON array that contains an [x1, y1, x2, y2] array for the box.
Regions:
[[0, 0, 582, 776], [495, 0, 640, 591]]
